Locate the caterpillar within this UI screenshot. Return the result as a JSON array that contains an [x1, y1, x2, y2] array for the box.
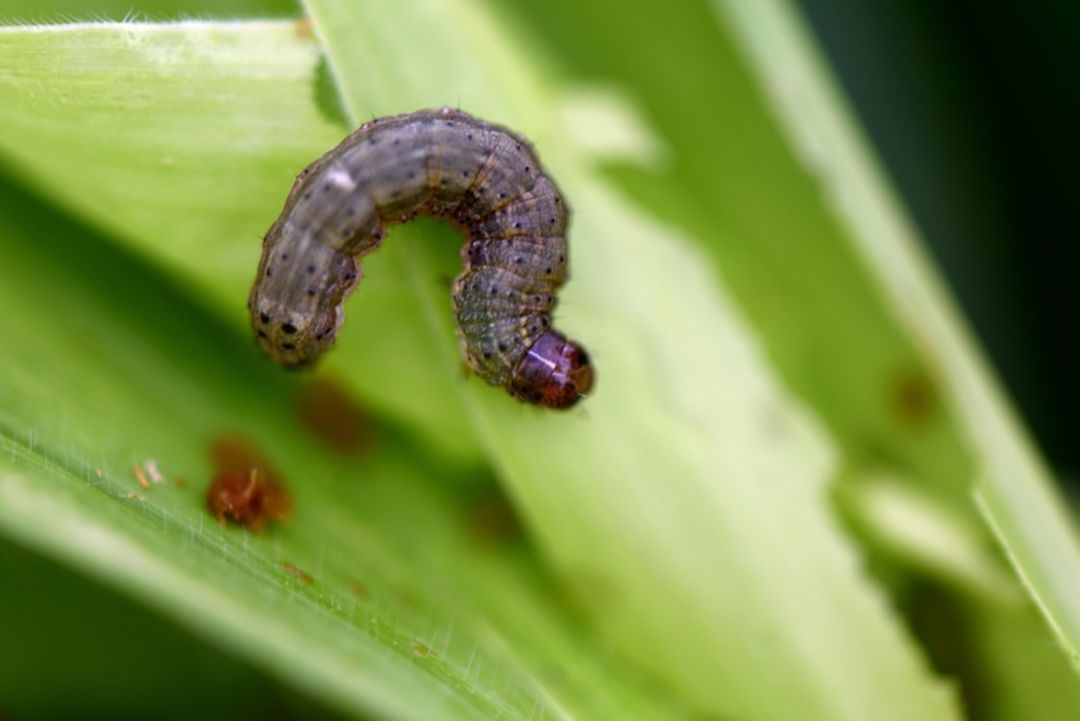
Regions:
[[248, 108, 594, 409]]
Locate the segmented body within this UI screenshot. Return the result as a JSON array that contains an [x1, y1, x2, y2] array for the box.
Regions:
[[249, 108, 593, 409]]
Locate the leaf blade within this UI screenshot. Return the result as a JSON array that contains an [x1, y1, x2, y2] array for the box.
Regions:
[[300, 1, 962, 718], [712, 0, 1080, 674], [0, 31, 695, 721]]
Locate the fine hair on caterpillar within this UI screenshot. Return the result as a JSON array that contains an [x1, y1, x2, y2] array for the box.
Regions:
[[249, 107, 594, 410]]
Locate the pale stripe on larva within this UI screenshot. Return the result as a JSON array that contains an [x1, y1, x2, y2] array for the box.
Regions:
[[248, 108, 594, 409]]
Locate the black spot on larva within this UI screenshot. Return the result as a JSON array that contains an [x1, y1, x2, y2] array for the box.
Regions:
[[281, 253, 290, 261], [545, 267, 552, 274], [257, 330, 268, 339], [483, 351, 492, 359], [461, 170, 469, 178], [307, 289, 316, 297], [407, 171, 415, 180], [303, 191, 312, 200], [266, 269, 273, 278], [282, 342, 296, 351], [524, 166, 530, 173], [466, 133, 473, 140], [393, 138, 400, 146], [344, 273, 357, 282], [260, 313, 270, 324], [558, 254, 565, 262], [307, 265, 316, 273], [513, 222, 522, 229], [514, 257, 523, 264], [281, 323, 297, 334], [498, 192, 506, 199], [323, 183, 332, 192], [498, 343, 507, 352]]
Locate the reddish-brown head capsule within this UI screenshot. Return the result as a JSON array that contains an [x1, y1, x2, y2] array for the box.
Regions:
[[509, 331, 594, 409]]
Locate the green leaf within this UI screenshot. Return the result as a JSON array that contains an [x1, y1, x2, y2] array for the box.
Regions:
[[485, 0, 1080, 710], [305, 1, 963, 717], [3, 0, 1075, 718], [0, 536, 319, 721], [2, 9, 963, 721], [0, 177, 693, 720], [0, 0, 296, 22], [483, 0, 977, 509], [964, 597, 1080, 720], [836, 472, 1019, 601], [0, 19, 479, 464], [710, 0, 1080, 673]]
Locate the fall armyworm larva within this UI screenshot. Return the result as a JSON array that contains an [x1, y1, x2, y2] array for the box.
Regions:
[[249, 107, 594, 409]]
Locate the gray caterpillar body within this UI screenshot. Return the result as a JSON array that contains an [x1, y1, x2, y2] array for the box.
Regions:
[[249, 107, 593, 409]]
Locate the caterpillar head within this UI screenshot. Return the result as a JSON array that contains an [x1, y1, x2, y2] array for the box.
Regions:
[[509, 330, 594, 409]]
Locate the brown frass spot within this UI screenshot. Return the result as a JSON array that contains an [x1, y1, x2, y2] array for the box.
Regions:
[[206, 435, 292, 532], [294, 376, 374, 456]]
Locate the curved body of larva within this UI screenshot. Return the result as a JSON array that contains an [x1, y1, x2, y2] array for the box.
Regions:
[[249, 108, 593, 409]]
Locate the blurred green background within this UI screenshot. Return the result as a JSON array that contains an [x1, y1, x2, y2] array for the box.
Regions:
[[1, 1, 1078, 720], [796, 0, 1080, 487]]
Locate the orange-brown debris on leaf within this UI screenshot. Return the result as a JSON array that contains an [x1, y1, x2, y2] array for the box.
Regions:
[[206, 435, 292, 532], [888, 366, 938, 428], [131, 463, 150, 489], [282, 562, 314, 584], [466, 491, 522, 544], [411, 640, 435, 658], [295, 376, 374, 456], [294, 16, 312, 40]]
